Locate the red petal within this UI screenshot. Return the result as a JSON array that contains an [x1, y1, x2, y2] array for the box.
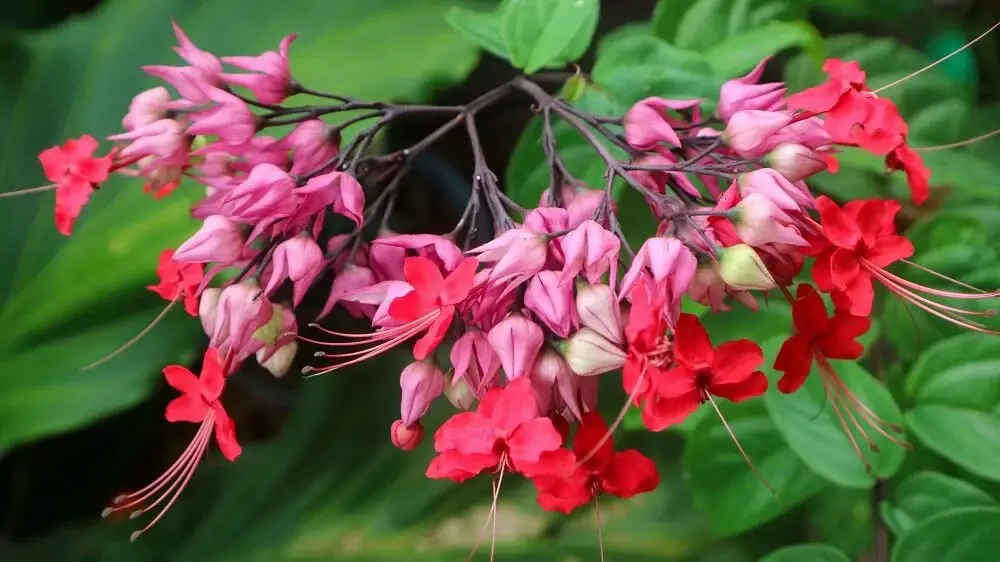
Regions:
[[888, 145, 930, 205], [517, 448, 576, 479], [711, 370, 768, 402], [651, 366, 698, 399], [572, 412, 614, 472], [710, 339, 764, 386], [433, 411, 494, 455], [810, 250, 836, 292], [74, 155, 113, 184], [642, 392, 701, 431], [412, 308, 452, 360], [533, 470, 593, 514], [54, 176, 95, 236], [774, 334, 814, 393], [63, 135, 99, 159], [792, 284, 828, 336], [403, 257, 444, 300], [829, 247, 861, 290], [867, 235, 914, 268], [164, 394, 209, 423], [426, 450, 498, 482], [199, 348, 226, 402], [507, 417, 564, 465], [38, 146, 68, 183], [489, 377, 542, 433], [387, 290, 432, 324], [787, 79, 847, 114], [440, 257, 478, 305], [601, 449, 659, 499], [212, 405, 242, 461], [672, 313, 714, 370], [823, 59, 866, 85], [819, 314, 870, 359], [841, 273, 875, 316], [816, 196, 861, 250], [163, 365, 201, 395]]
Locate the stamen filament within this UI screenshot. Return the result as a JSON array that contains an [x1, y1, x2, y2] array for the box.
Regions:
[[0, 183, 57, 198], [82, 298, 178, 371]]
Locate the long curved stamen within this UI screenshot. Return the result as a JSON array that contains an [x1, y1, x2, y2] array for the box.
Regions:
[[102, 414, 214, 540], [303, 315, 439, 376], [869, 268, 1000, 334], [82, 298, 178, 371], [594, 496, 607, 562], [301, 313, 439, 345], [873, 260, 1000, 299], [705, 393, 777, 498], [872, 20, 1000, 94], [915, 127, 1000, 152], [466, 454, 507, 562], [0, 184, 57, 198]]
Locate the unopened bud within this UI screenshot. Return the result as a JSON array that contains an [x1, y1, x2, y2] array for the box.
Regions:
[[390, 420, 423, 451], [718, 244, 777, 291], [198, 288, 222, 336], [399, 360, 445, 426], [765, 142, 828, 182], [560, 68, 588, 102], [256, 340, 297, 378], [445, 376, 477, 411], [723, 110, 792, 158], [560, 328, 626, 377], [575, 282, 624, 345]]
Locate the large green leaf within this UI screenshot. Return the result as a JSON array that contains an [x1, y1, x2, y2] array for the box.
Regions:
[[879, 471, 997, 538], [905, 333, 1000, 409], [761, 544, 851, 562], [500, 0, 599, 73], [891, 507, 1000, 562], [684, 399, 827, 536], [703, 21, 822, 78], [905, 405, 1000, 481]]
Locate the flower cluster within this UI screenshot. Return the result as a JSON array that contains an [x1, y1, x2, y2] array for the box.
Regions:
[[7, 22, 1000, 543]]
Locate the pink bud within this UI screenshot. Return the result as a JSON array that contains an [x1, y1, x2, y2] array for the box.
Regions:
[[765, 142, 829, 182], [109, 118, 188, 162], [391, 420, 423, 451], [451, 330, 501, 394], [487, 314, 544, 381], [468, 229, 548, 282], [540, 186, 607, 227], [288, 119, 340, 176], [531, 347, 584, 419], [256, 340, 297, 378], [718, 58, 787, 122], [723, 110, 793, 158], [223, 163, 297, 221], [771, 116, 832, 150], [620, 237, 698, 318], [445, 376, 477, 410], [265, 234, 324, 306], [399, 360, 445, 426], [319, 264, 376, 319], [198, 288, 222, 336], [174, 215, 246, 264], [561, 328, 626, 377], [122, 87, 183, 131], [732, 193, 807, 247], [293, 170, 364, 226], [187, 87, 257, 145], [624, 97, 701, 149], [524, 271, 576, 338], [575, 282, 623, 346], [738, 168, 814, 212], [210, 280, 274, 360], [142, 22, 222, 104], [559, 220, 620, 286], [523, 207, 570, 234], [222, 34, 296, 105]]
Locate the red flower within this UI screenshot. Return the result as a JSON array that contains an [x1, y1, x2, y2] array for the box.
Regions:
[[642, 313, 768, 431], [886, 144, 931, 206], [147, 249, 204, 315], [162, 347, 242, 461], [389, 256, 478, 360], [787, 59, 867, 115], [37, 135, 114, 235], [533, 412, 659, 514], [426, 378, 574, 482], [102, 348, 240, 540], [807, 196, 913, 316], [622, 280, 670, 402], [774, 284, 871, 393]]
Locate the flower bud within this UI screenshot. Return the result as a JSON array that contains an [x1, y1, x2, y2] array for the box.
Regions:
[[765, 142, 829, 182], [575, 282, 624, 345], [399, 360, 445, 426], [561, 328, 626, 377], [718, 58, 786, 122], [488, 314, 544, 381], [718, 244, 777, 291], [390, 420, 423, 451], [174, 215, 246, 265], [210, 280, 274, 360], [723, 110, 792, 159], [256, 340, 297, 378], [198, 288, 222, 336], [445, 375, 477, 411], [265, 233, 324, 306], [524, 271, 575, 338]]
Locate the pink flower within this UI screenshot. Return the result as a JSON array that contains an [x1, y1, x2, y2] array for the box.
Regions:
[[37, 135, 114, 235], [208, 280, 274, 362], [540, 186, 606, 227], [222, 34, 296, 105], [292, 170, 365, 227], [288, 119, 340, 176], [187, 88, 256, 145], [624, 97, 701, 149], [628, 152, 702, 200], [575, 282, 623, 346], [765, 142, 831, 182], [451, 330, 501, 396], [729, 193, 807, 247], [370, 234, 465, 280], [122, 87, 188, 131], [319, 264, 377, 319], [174, 215, 246, 264], [531, 348, 587, 420], [488, 314, 545, 381], [524, 271, 576, 338], [559, 220, 620, 287], [620, 237, 697, 323], [399, 360, 446, 426], [718, 57, 786, 122], [523, 207, 570, 234], [264, 234, 324, 306], [724, 110, 793, 158], [222, 163, 297, 222], [143, 22, 223, 103], [468, 228, 549, 283], [110, 119, 188, 165], [738, 168, 815, 212]]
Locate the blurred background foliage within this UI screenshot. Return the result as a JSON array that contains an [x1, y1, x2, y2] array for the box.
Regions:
[[1, 0, 999, 560]]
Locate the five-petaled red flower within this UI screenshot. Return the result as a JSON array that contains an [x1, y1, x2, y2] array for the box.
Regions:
[[147, 248, 204, 315], [774, 284, 871, 393], [426, 377, 574, 482], [533, 412, 659, 514], [642, 313, 768, 431], [162, 347, 241, 461], [806, 196, 914, 316], [38, 135, 114, 235], [622, 280, 670, 403], [389, 256, 478, 360]]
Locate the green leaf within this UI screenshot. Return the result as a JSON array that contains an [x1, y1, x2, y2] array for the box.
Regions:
[[765, 358, 907, 488], [883, 471, 997, 537], [500, 0, 599, 73], [905, 405, 1000, 481], [906, 333, 1000, 410], [904, 211, 988, 254], [673, 0, 730, 52], [891, 507, 1000, 562], [761, 544, 851, 562], [444, 5, 510, 60], [0, 309, 200, 454], [651, 0, 699, 42], [592, 34, 723, 107], [684, 400, 827, 536], [699, 301, 791, 344], [704, 21, 822, 78]]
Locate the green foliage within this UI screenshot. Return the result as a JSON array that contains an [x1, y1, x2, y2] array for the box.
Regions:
[[891, 507, 1000, 562], [761, 544, 851, 562], [880, 471, 997, 537]]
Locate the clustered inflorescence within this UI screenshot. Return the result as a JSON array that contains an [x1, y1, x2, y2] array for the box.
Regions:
[[9, 21, 1000, 545]]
